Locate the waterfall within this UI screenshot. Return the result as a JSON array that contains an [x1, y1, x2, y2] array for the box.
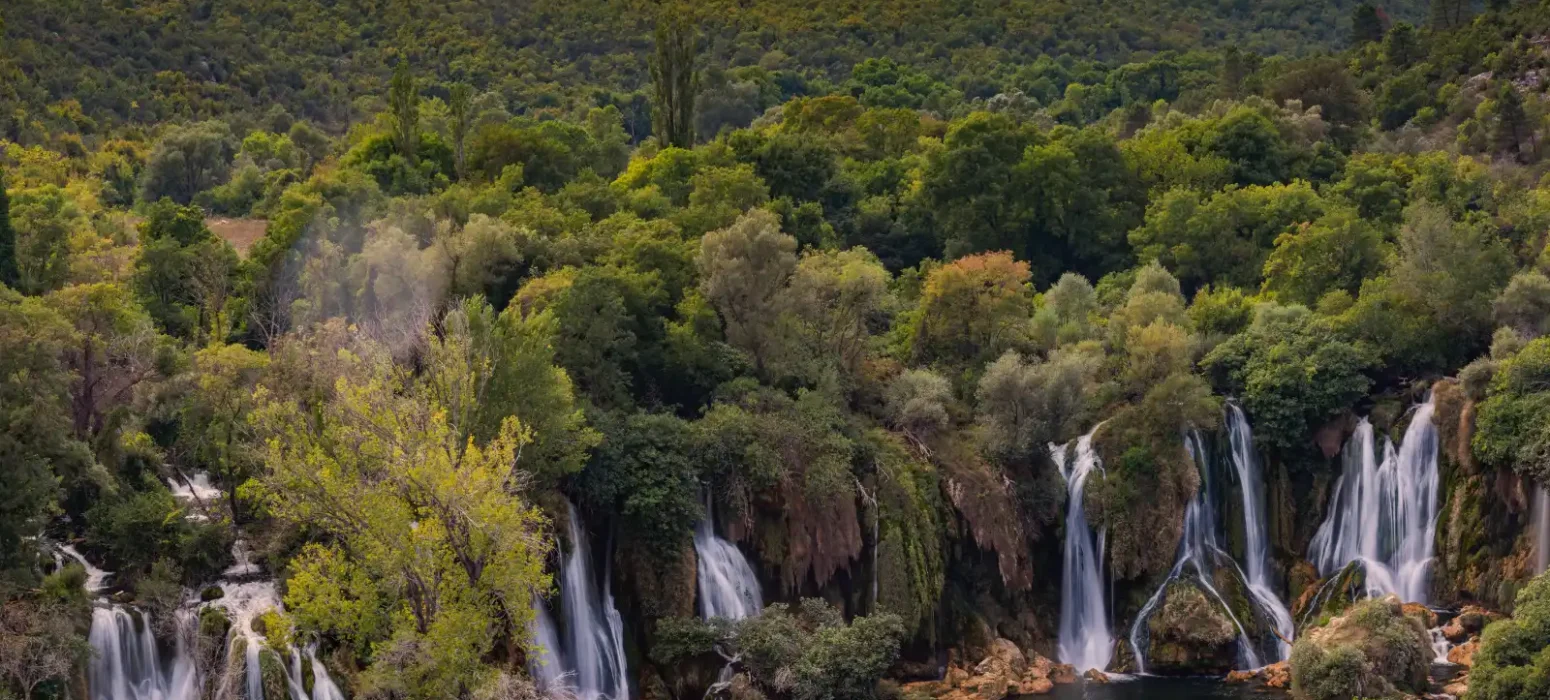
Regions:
[[1053, 426, 1113, 672], [1128, 433, 1263, 674], [528, 502, 631, 700], [1224, 405, 1294, 662], [59, 544, 112, 593], [1534, 484, 1549, 576], [1308, 395, 1440, 603], [529, 599, 568, 692], [693, 495, 762, 620], [87, 607, 201, 700]]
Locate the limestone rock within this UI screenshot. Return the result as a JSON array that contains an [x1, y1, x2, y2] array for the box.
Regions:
[[1446, 638, 1479, 667], [1442, 673, 1469, 697], [1441, 606, 1501, 643], [974, 639, 1028, 679], [1402, 603, 1438, 628], [1291, 595, 1433, 698], [1082, 669, 1110, 683], [1263, 660, 1291, 688], [1224, 670, 1256, 683], [1049, 664, 1078, 684]]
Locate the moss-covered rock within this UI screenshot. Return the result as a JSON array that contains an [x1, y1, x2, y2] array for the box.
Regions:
[[1293, 560, 1365, 633], [1143, 581, 1238, 674], [260, 648, 290, 700], [1288, 595, 1431, 700]]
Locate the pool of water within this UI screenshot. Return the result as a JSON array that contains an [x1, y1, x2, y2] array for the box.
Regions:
[[1040, 677, 1288, 700]]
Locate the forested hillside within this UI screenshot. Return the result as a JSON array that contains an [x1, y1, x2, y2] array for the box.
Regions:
[[4, 1, 1550, 700], [2, 0, 1426, 135]]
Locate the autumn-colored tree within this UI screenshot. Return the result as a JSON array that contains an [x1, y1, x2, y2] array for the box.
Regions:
[[906, 251, 1033, 368]]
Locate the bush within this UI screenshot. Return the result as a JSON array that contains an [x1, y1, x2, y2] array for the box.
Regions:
[[1467, 571, 1550, 700]]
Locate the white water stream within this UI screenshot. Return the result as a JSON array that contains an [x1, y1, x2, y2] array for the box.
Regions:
[[1308, 395, 1440, 604], [528, 502, 631, 700], [693, 494, 762, 620], [1053, 427, 1113, 672]]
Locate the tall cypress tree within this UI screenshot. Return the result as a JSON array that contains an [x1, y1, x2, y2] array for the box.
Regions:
[[0, 167, 17, 290], [389, 61, 420, 160], [651, 6, 699, 149], [1352, 3, 1385, 46], [1494, 83, 1530, 161]]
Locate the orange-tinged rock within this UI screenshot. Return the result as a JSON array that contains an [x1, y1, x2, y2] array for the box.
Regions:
[[1048, 664, 1077, 684], [1447, 639, 1479, 668], [1082, 669, 1110, 684], [1224, 670, 1256, 683]]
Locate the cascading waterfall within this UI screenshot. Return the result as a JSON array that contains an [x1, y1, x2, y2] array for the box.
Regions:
[[87, 607, 201, 700], [60, 544, 112, 593], [1225, 405, 1294, 662], [1052, 427, 1113, 672], [528, 502, 631, 700], [1308, 395, 1440, 603], [1128, 433, 1263, 674], [1534, 484, 1550, 576], [693, 494, 763, 620], [73, 537, 346, 700]]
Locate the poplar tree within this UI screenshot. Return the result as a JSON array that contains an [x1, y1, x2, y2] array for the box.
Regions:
[[651, 6, 699, 149], [0, 167, 16, 290], [389, 61, 419, 160]]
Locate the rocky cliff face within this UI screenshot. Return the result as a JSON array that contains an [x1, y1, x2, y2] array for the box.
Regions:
[[1432, 379, 1540, 611]]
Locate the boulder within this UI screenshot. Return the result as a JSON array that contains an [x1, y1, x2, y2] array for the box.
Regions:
[[974, 639, 1028, 679], [1015, 677, 1053, 695], [1223, 660, 1290, 688], [1082, 669, 1110, 684], [1402, 603, 1438, 628], [1048, 664, 1078, 684], [1441, 606, 1502, 643], [1446, 639, 1479, 668], [1263, 660, 1291, 688], [900, 681, 944, 699], [1442, 674, 1469, 698], [1141, 580, 1240, 674], [1290, 595, 1433, 700]]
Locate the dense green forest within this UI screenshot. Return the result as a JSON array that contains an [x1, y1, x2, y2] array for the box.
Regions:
[[4, 1, 1550, 700]]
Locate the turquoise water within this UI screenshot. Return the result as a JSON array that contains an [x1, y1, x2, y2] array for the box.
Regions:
[[1042, 677, 1288, 700]]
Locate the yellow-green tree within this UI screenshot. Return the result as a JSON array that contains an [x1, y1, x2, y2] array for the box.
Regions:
[[254, 305, 552, 698]]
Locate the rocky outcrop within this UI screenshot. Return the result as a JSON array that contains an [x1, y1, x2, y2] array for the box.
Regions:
[[1288, 595, 1432, 700], [1446, 638, 1479, 667], [900, 639, 1070, 700], [1141, 580, 1239, 674], [1225, 660, 1290, 689], [1440, 605, 1503, 643]]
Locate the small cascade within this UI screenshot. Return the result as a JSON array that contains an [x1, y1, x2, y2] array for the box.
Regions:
[[693, 494, 762, 620], [168, 471, 222, 520], [1430, 628, 1452, 664], [224, 539, 263, 579], [87, 606, 201, 700], [1224, 405, 1294, 662], [1128, 433, 1264, 674], [1052, 426, 1113, 672], [1308, 395, 1441, 603], [1534, 484, 1550, 576], [59, 544, 112, 593], [528, 502, 630, 700]]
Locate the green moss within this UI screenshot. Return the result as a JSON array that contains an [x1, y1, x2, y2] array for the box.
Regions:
[[868, 430, 946, 640]]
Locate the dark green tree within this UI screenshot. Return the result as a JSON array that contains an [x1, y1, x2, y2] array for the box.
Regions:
[[1494, 83, 1530, 161], [388, 61, 420, 161], [1352, 3, 1385, 46], [651, 7, 699, 148], [1429, 0, 1470, 29], [448, 82, 473, 180], [0, 168, 16, 290], [1383, 22, 1423, 68]]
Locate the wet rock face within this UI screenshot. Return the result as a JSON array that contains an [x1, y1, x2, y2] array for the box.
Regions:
[[1143, 581, 1239, 675]]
